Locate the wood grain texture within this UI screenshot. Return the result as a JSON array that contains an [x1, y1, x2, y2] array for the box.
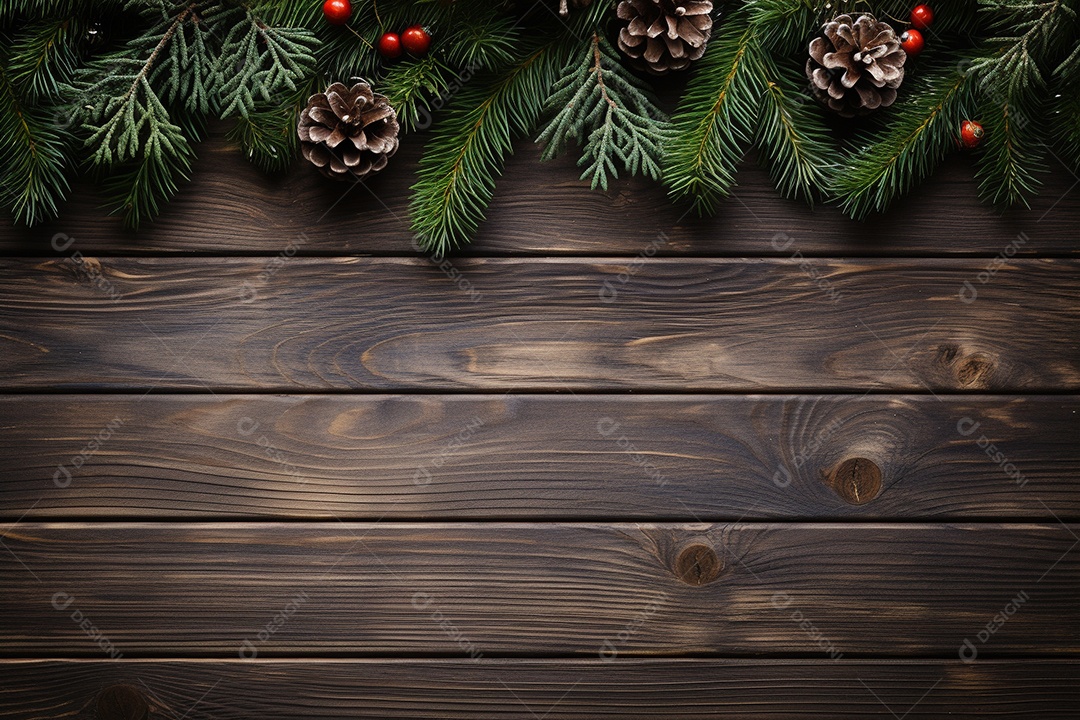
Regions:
[[0, 126, 1077, 256], [1, 258, 1078, 390], [2, 659, 1079, 718], [2, 394, 1076, 520], [1, 523, 1076, 656]]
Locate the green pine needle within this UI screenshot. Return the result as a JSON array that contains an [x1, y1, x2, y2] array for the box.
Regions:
[[441, 11, 520, 72], [834, 59, 976, 219], [6, 17, 81, 99], [755, 53, 834, 204], [975, 96, 1046, 208], [410, 42, 561, 255], [537, 32, 670, 191], [663, 16, 766, 215], [381, 55, 455, 133], [0, 64, 70, 224], [970, 0, 1078, 97], [228, 83, 312, 174]]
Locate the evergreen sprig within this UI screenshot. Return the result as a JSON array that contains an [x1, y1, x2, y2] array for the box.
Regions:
[[67, 1, 200, 225], [834, 58, 976, 219], [755, 52, 833, 203], [663, 16, 766, 214], [409, 0, 612, 254], [410, 41, 561, 255], [214, 5, 317, 118], [6, 16, 82, 99], [0, 63, 70, 224], [537, 32, 670, 191]]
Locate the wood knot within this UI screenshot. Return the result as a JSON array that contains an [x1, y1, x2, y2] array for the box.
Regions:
[[96, 684, 148, 720], [824, 457, 882, 505], [674, 543, 722, 586], [955, 354, 995, 387], [935, 344, 995, 388]]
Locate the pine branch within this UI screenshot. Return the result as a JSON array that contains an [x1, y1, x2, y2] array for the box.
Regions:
[[975, 95, 1047, 208], [67, 1, 199, 227], [966, 0, 1076, 207], [381, 55, 455, 133], [755, 52, 833, 204], [663, 16, 766, 214], [537, 32, 669, 191], [410, 41, 561, 255], [229, 81, 312, 174], [834, 59, 975, 219], [970, 0, 1078, 97], [101, 127, 195, 227], [150, 1, 217, 114], [6, 16, 81, 99], [441, 11, 520, 72], [214, 5, 318, 118], [0, 63, 70, 224]]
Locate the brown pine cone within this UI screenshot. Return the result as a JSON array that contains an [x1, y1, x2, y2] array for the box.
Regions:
[[805, 14, 906, 116], [297, 81, 400, 181], [616, 0, 713, 75]]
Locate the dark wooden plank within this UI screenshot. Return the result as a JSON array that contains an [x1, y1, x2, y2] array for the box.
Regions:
[[2, 659, 1079, 718], [0, 127, 1076, 256], [1, 258, 1077, 391], [1, 522, 1076, 655], [2, 395, 1076, 520]]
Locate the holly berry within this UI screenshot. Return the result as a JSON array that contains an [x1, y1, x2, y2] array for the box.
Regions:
[[960, 120, 984, 149], [900, 28, 924, 55], [401, 25, 432, 56], [377, 32, 403, 59], [322, 0, 351, 25], [910, 4, 934, 30]]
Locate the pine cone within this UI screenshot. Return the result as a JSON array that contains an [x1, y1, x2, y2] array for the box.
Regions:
[[805, 14, 906, 116], [297, 81, 400, 181], [616, 0, 713, 75]]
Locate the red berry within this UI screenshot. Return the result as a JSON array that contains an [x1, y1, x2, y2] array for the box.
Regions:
[[401, 25, 432, 56], [322, 0, 351, 25], [910, 4, 934, 30], [900, 28, 924, 55], [960, 120, 984, 149], [377, 32, 403, 59]]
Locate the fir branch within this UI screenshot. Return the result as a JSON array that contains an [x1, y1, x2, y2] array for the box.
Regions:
[[975, 96, 1046, 208], [6, 16, 81, 99], [101, 127, 195, 227], [755, 52, 833, 204], [834, 59, 975, 219], [228, 82, 312, 174], [410, 41, 561, 254], [67, 1, 199, 227], [150, 1, 216, 114], [381, 55, 455, 133], [663, 17, 766, 214], [214, 6, 318, 118], [537, 32, 669, 191], [0, 63, 70, 224], [970, 0, 1078, 97], [441, 11, 520, 72]]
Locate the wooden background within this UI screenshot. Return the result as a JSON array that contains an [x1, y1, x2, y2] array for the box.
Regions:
[[1, 122, 1079, 718]]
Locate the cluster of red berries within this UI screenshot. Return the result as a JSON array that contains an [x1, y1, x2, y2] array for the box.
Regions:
[[321, 0, 432, 59], [899, 4, 933, 55], [377, 25, 431, 59]]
